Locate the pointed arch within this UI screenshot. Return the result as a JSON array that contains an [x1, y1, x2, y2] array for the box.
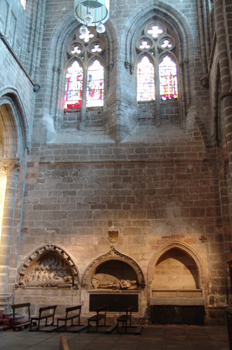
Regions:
[[122, 0, 194, 122], [0, 87, 30, 159], [137, 55, 155, 101], [87, 59, 104, 107], [64, 60, 83, 109], [148, 240, 206, 300], [159, 55, 178, 100], [41, 9, 116, 127], [17, 244, 80, 288]]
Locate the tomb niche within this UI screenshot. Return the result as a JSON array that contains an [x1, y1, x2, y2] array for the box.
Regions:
[[16, 245, 79, 289], [82, 247, 145, 312], [149, 246, 204, 325]]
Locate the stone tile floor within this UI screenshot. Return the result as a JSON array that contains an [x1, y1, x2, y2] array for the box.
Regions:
[[0, 325, 230, 350]]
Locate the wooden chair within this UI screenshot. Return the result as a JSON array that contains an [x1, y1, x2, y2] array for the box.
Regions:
[[59, 335, 70, 350], [117, 306, 133, 333]]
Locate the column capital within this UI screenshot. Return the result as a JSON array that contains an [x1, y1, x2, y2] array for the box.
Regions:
[[0, 158, 20, 175]]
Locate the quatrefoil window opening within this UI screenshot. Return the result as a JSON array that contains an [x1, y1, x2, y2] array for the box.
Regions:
[[79, 29, 94, 43], [147, 25, 164, 38]]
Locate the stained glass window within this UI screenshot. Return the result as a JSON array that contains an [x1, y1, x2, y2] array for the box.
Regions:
[[86, 60, 104, 107], [64, 61, 83, 109], [21, 0, 26, 10], [159, 56, 178, 100], [137, 56, 155, 101]]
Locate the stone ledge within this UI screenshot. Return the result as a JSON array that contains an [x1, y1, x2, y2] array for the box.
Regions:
[[150, 297, 205, 305]]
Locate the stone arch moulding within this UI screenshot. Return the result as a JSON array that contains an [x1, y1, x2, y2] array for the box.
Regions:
[[16, 244, 80, 289], [148, 240, 205, 298], [0, 87, 30, 159], [81, 246, 146, 290]]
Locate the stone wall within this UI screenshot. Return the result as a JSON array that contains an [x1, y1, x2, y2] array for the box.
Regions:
[[14, 121, 227, 323]]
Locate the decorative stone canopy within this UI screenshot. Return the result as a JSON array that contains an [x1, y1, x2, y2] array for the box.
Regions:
[[81, 246, 146, 289]]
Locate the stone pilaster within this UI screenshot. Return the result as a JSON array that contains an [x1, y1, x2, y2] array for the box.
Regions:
[[0, 159, 20, 309]]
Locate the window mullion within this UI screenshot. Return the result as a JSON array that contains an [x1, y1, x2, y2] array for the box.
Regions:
[[80, 61, 87, 129], [155, 56, 161, 122]]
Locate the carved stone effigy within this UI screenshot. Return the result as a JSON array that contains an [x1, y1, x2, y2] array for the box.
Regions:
[[16, 245, 79, 289], [82, 247, 145, 289], [91, 276, 138, 290]]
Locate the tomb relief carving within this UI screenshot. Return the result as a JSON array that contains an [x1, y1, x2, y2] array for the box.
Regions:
[[16, 245, 79, 289], [25, 256, 73, 288], [91, 274, 138, 290]]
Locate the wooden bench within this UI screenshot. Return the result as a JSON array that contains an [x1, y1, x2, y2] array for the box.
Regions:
[[117, 306, 133, 333], [87, 305, 107, 332], [59, 335, 70, 350], [11, 303, 32, 331], [30, 305, 57, 331], [57, 305, 82, 331]]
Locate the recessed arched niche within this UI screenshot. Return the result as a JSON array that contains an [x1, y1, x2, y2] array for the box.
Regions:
[[153, 247, 199, 290], [149, 244, 204, 325], [16, 245, 79, 289], [82, 247, 145, 290], [82, 247, 145, 313], [150, 245, 203, 300]]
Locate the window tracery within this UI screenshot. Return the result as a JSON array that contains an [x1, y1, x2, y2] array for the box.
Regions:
[[64, 28, 106, 111], [135, 22, 178, 102]]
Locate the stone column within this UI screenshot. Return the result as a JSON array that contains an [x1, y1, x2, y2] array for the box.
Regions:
[[213, 0, 232, 303], [213, 0, 232, 218], [0, 159, 20, 309]]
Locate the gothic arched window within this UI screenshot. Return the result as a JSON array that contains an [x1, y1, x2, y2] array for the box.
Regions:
[[87, 60, 104, 107], [64, 28, 106, 111], [159, 56, 178, 100], [65, 61, 83, 109], [137, 56, 155, 101], [135, 22, 178, 105]]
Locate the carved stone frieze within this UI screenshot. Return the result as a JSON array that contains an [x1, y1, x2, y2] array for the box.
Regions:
[[16, 245, 79, 289]]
